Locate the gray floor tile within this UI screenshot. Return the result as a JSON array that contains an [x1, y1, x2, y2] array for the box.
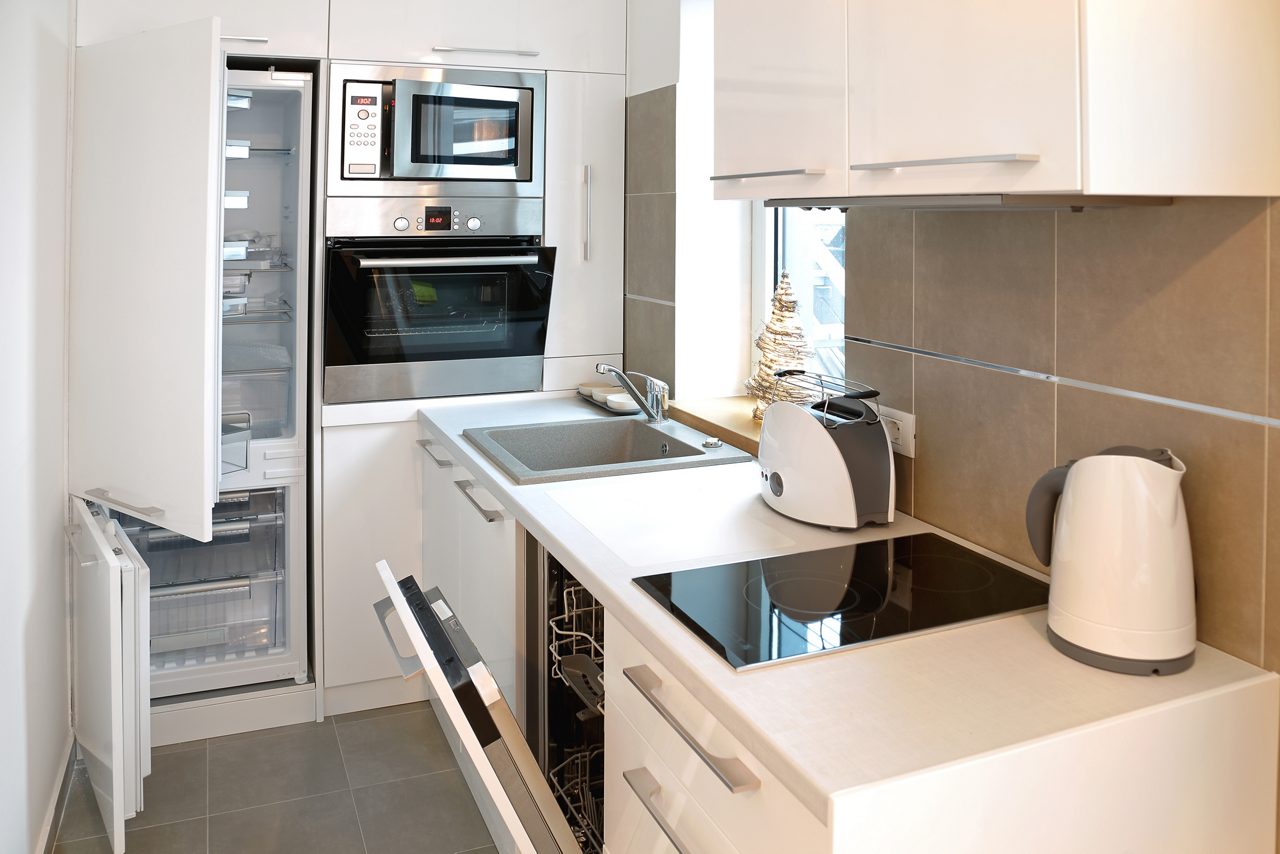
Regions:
[[52, 835, 111, 854], [208, 718, 333, 746], [456, 847, 497, 854], [208, 791, 365, 854], [121, 818, 207, 854], [352, 770, 493, 854], [337, 710, 455, 788], [333, 700, 430, 725], [56, 765, 107, 843], [152, 738, 206, 756], [127, 746, 206, 829], [208, 724, 349, 813]]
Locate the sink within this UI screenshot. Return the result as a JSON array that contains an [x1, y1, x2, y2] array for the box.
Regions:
[[462, 416, 753, 484]]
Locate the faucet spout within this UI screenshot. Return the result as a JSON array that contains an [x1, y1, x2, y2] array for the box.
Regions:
[[595, 363, 669, 423]]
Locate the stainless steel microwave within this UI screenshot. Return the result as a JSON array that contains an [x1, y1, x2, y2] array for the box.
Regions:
[[328, 63, 545, 199]]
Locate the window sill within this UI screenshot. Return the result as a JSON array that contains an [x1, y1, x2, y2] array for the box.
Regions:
[[668, 396, 761, 457]]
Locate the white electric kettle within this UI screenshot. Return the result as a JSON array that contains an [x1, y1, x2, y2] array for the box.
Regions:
[[1025, 446, 1195, 675]]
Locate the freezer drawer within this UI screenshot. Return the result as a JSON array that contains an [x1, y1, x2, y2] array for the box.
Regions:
[[151, 572, 285, 661], [122, 511, 283, 589]]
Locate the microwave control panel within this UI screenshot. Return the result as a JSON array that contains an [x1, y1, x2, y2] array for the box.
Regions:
[[343, 81, 383, 179]]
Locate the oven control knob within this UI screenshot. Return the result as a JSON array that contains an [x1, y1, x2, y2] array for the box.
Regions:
[[393, 217, 410, 231], [357, 109, 370, 120], [466, 217, 482, 231]]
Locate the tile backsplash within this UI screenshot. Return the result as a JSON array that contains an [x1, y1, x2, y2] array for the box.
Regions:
[[844, 198, 1278, 667]]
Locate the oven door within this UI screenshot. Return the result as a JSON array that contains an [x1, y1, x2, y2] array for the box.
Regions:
[[323, 240, 555, 403], [391, 80, 535, 183], [373, 561, 582, 853]]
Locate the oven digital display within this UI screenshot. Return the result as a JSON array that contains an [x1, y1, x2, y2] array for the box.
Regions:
[[423, 207, 451, 231], [350, 95, 377, 106]]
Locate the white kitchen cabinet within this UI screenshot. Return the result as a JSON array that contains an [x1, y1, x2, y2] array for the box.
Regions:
[[847, 0, 1280, 196], [329, 0, 624, 73], [76, 0, 328, 57], [712, 0, 848, 201], [543, 71, 624, 360]]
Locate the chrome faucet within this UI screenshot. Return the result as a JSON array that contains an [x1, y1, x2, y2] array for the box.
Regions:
[[595, 363, 669, 423]]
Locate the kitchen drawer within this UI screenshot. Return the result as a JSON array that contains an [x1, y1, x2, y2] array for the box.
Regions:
[[605, 703, 737, 854], [604, 614, 829, 854]]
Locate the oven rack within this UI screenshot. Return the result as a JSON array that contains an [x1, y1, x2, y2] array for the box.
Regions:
[[547, 745, 605, 854]]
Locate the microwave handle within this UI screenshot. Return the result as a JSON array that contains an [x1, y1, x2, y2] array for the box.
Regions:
[[353, 255, 541, 269]]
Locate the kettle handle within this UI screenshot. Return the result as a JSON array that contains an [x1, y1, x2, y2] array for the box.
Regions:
[[1026, 465, 1070, 566]]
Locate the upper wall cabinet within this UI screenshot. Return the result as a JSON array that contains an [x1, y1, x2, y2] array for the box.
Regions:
[[76, 0, 329, 57], [848, 0, 1280, 197], [329, 0, 625, 74], [712, 0, 848, 201]]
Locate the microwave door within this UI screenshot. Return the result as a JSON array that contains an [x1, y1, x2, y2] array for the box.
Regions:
[[373, 561, 581, 854]]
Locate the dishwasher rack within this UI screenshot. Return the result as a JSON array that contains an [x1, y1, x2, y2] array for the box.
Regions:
[[548, 745, 605, 854]]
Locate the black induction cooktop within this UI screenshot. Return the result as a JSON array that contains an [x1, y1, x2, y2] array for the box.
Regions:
[[633, 533, 1049, 669]]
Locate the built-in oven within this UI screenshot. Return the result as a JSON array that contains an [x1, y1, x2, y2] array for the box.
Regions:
[[329, 62, 545, 198], [323, 197, 554, 404]]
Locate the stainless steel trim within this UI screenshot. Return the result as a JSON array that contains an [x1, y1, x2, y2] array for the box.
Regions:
[[432, 46, 542, 57], [323, 356, 544, 404], [456, 480, 503, 523], [324, 196, 545, 239], [622, 665, 761, 794], [221, 35, 270, 43], [372, 596, 425, 679], [709, 168, 825, 181], [84, 488, 164, 520], [582, 165, 592, 261], [150, 578, 253, 599], [392, 79, 535, 183], [353, 255, 541, 269], [763, 194, 1174, 210], [416, 439, 454, 468], [849, 152, 1040, 171], [623, 768, 691, 854]]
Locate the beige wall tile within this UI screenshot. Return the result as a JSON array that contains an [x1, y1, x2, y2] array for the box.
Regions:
[[623, 297, 676, 395], [625, 193, 676, 302], [845, 340, 912, 412], [624, 86, 676, 195], [893, 454, 913, 516], [913, 358, 1055, 568], [1058, 197, 1269, 414], [1264, 429, 1280, 670], [915, 211, 1055, 372], [1271, 199, 1279, 419], [1057, 387, 1267, 665], [844, 208, 914, 346]]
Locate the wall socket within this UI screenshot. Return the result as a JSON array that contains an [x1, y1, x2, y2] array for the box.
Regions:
[[879, 406, 916, 458]]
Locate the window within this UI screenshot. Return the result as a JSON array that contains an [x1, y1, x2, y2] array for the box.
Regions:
[[759, 206, 846, 379]]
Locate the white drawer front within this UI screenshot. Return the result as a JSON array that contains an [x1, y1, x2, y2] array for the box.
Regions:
[[605, 614, 830, 854]]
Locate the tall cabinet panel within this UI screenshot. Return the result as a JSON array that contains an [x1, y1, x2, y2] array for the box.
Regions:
[[76, 0, 330, 57]]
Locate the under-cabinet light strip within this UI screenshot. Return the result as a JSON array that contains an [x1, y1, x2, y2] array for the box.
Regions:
[[845, 335, 1280, 429]]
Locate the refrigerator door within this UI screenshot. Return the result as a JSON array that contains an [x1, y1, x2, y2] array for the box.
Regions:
[[68, 17, 225, 541], [373, 560, 581, 854], [68, 498, 152, 853]]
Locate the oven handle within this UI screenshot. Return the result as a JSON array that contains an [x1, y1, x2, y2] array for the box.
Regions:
[[353, 255, 542, 269]]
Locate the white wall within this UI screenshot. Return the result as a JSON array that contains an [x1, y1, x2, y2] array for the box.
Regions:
[[0, 0, 74, 850], [626, 0, 681, 95]]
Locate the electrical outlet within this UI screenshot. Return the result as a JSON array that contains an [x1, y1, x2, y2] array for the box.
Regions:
[[879, 405, 916, 458]]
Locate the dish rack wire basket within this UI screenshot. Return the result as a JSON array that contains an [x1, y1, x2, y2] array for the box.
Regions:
[[548, 745, 605, 853], [548, 580, 606, 715]]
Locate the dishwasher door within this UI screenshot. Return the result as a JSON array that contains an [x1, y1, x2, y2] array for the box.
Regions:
[[373, 560, 581, 854]]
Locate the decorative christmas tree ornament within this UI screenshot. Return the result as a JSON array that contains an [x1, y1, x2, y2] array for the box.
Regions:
[[744, 271, 815, 420]]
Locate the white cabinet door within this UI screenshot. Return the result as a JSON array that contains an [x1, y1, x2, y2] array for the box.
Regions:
[[321, 421, 424, 688], [420, 435, 465, 608], [713, 0, 848, 200], [68, 498, 152, 854], [518, 0, 626, 73], [76, 0, 329, 57], [544, 72, 624, 359], [328, 0, 519, 65], [847, 0, 1081, 196], [69, 18, 223, 542]]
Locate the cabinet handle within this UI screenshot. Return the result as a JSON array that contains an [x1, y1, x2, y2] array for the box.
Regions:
[[709, 168, 825, 181], [582, 165, 592, 262], [432, 45, 541, 57], [623, 768, 692, 854], [455, 480, 504, 524], [221, 35, 270, 43], [354, 255, 540, 269], [622, 665, 760, 793], [373, 596, 425, 679], [84, 488, 165, 520], [849, 152, 1040, 171], [416, 439, 454, 469]]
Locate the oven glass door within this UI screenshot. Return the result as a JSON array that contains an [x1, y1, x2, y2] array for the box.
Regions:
[[324, 241, 554, 368], [392, 80, 534, 182]]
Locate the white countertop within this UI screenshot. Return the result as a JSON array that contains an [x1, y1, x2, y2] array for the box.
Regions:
[[418, 392, 1273, 824]]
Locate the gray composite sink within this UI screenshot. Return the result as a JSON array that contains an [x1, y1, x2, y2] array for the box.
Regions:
[[462, 416, 752, 484]]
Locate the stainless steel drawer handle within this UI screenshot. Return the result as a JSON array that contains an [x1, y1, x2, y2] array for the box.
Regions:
[[622, 665, 760, 793], [84, 488, 164, 520], [850, 152, 1040, 171], [455, 480, 503, 524], [709, 168, 826, 181], [373, 595, 424, 680], [433, 45, 541, 57], [354, 256, 540, 269], [416, 439, 454, 469], [582, 164, 593, 262], [221, 35, 270, 43], [623, 768, 692, 854]]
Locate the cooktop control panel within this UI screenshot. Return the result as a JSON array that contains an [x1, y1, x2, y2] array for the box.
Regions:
[[343, 81, 383, 179]]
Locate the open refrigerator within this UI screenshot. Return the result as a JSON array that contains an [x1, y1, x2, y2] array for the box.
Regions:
[[65, 20, 313, 851]]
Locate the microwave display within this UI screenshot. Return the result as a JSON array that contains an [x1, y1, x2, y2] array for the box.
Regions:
[[410, 94, 521, 168], [350, 95, 377, 106]]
